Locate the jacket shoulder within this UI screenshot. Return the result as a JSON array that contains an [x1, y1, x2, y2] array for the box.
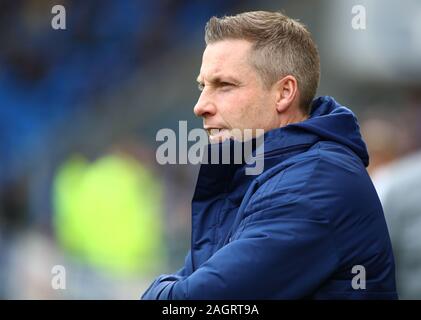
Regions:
[[245, 141, 374, 220]]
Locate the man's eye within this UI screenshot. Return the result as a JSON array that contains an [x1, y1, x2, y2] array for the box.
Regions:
[[219, 82, 234, 90], [198, 83, 205, 91]]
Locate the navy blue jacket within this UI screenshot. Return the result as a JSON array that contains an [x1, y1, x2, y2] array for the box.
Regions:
[[142, 96, 398, 299]]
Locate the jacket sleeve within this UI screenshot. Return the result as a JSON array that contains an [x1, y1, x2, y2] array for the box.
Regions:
[[142, 199, 339, 299], [141, 250, 193, 299]]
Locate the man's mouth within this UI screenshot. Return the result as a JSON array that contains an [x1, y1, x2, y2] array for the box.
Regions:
[[206, 128, 231, 142]]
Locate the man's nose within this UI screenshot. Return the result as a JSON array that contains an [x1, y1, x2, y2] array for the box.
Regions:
[[193, 91, 216, 118]]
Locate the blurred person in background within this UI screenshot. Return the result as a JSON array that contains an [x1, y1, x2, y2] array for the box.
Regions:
[[377, 151, 421, 299], [363, 93, 421, 299], [52, 147, 166, 277], [142, 11, 397, 300]]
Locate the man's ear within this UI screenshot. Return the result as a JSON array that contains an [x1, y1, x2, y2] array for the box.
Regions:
[[274, 75, 298, 113]]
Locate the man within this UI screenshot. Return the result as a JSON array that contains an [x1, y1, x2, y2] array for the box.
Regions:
[[142, 11, 397, 299]]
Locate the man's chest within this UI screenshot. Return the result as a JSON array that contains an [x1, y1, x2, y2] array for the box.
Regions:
[[191, 194, 242, 269]]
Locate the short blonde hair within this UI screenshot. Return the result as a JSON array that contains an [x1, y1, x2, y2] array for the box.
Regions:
[[205, 11, 320, 114]]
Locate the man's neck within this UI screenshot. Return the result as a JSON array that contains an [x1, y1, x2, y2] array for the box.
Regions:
[[279, 111, 308, 128]]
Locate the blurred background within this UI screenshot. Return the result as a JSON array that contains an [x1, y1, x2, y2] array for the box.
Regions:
[[0, 0, 420, 299]]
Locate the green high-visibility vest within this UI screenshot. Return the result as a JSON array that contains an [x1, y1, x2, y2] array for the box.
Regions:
[[52, 153, 166, 276]]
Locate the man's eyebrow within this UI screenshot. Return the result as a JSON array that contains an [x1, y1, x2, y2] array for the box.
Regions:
[[196, 75, 240, 84]]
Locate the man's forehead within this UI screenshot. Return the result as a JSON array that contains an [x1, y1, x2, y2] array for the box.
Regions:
[[198, 39, 253, 81], [197, 65, 241, 84]]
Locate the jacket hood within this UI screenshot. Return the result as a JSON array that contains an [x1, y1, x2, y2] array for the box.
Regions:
[[263, 96, 369, 167]]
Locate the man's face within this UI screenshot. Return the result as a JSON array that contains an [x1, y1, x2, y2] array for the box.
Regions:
[[194, 39, 279, 143]]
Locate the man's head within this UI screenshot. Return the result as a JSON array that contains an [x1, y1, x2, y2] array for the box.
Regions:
[[194, 11, 320, 142]]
